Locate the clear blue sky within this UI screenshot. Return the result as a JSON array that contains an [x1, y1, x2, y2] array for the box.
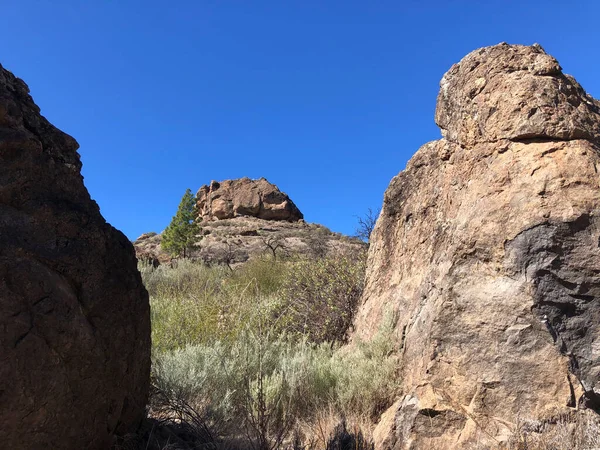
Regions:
[[2, 1, 600, 240]]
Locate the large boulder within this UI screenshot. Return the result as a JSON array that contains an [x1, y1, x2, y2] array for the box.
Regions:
[[353, 43, 600, 448], [196, 177, 303, 222], [0, 64, 151, 448], [435, 43, 600, 146]]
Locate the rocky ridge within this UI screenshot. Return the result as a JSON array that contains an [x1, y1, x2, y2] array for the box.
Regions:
[[0, 64, 151, 449], [136, 178, 363, 265], [352, 43, 600, 449]]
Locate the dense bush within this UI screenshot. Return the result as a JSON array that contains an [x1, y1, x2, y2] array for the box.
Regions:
[[152, 320, 398, 448], [142, 249, 395, 448], [141, 258, 288, 352], [142, 249, 365, 352], [275, 250, 367, 343]]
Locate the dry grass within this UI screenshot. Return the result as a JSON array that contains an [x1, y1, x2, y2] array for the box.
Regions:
[[507, 411, 600, 450], [295, 409, 374, 450]]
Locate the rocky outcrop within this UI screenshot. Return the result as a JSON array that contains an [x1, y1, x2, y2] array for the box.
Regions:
[[135, 232, 167, 266], [197, 177, 303, 222], [436, 44, 600, 146], [135, 217, 364, 267], [353, 43, 600, 448], [135, 177, 359, 265], [0, 64, 151, 448]]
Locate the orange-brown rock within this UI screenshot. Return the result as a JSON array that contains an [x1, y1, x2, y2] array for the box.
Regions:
[[436, 43, 600, 147], [353, 43, 600, 449], [0, 64, 151, 449], [196, 177, 303, 222]]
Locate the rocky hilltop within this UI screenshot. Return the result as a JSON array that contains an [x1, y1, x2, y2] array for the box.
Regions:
[[353, 43, 600, 448], [0, 64, 151, 449], [135, 177, 363, 265], [197, 177, 303, 222]]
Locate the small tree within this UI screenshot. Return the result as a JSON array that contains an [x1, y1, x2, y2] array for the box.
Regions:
[[260, 235, 286, 261], [355, 208, 379, 243], [162, 188, 200, 258], [217, 241, 239, 271]]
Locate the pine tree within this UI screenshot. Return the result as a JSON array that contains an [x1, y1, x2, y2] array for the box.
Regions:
[[161, 188, 200, 258]]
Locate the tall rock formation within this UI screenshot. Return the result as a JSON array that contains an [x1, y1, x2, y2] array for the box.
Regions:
[[197, 177, 303, 222], [353, 43, 600, 448], [0, 65, 151, 448]]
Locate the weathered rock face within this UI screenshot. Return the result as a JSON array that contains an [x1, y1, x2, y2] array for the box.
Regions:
[[196, 177, 303, 222], [436, 43, 600, 146], [353, 43, 600, 449], [0, 65, 151, 448]]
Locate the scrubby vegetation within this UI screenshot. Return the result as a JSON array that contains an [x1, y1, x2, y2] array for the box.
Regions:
[[139, 250, 398, 449], [132, 246, 600, 450], [509, 413, 600, 450], [276, 254, 365, 344]]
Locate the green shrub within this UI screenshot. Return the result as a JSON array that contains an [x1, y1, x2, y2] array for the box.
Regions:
[[330, 313, 399, 418], [144, 249, 390, 448], [275, 250, 367, 343], [143, 251, 365, 352], [152, 317, 399, 447], [143, 258, 289, 352], [142, 260, 227, 352]]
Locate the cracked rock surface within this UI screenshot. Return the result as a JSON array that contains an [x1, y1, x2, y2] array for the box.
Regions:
[[353, 44, 600, 449], [0, 64, 151, 449], [196, 177, 303, 222]]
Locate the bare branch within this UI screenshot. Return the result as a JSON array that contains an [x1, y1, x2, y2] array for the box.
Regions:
[[260, 235, 286, 261], [355, 208, 380, 243]]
